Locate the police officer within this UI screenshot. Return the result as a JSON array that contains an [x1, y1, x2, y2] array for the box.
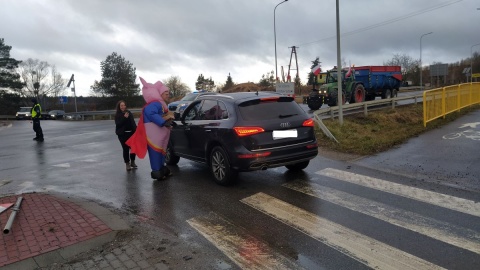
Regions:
[[31, 98, 44, 142]]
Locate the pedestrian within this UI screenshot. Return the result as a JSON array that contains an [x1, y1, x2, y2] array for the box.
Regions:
[[31, 98, 44, 142], [115, 100, 137, 171], [126, 77, 174, 180]]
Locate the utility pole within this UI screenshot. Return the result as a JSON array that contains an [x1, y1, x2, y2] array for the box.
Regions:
[[67, 74, 77, 113], [274, 0, 288, 82], [336, 0, 343, 125], [287, 46, 300, 93], [420, 32, 433, 90]]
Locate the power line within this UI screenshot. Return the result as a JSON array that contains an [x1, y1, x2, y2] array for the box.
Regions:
[[297, 0, 463, 47]]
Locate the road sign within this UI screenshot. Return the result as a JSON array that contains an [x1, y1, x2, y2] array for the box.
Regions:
[[0, 203, 13, 215], [276, 82, 295, 97], [59, 96, 68, 104]]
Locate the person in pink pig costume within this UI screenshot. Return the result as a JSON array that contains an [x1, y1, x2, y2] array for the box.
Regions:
[[126, 77, 175, 180]]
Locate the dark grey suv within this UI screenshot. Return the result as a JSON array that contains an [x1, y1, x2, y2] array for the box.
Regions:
[[166, 92, 318, 185]]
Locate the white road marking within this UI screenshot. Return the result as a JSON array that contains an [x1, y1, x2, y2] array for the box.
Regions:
[[18, 181, 35, 193], [19, 181, 34, 188], [187, 212, 303, 270], [317, 168, 480, 217], [459, 122, 480, 129], [53, 163, 71, 168], [80, 159, 97, 162], [241, 193, 444, 270], [284, 180, 480, 254]]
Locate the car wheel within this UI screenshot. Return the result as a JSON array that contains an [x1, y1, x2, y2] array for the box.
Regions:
[[165, 144, 180, 165], [392, 89, 398, 98], [285, 160, 310, 171], [210, 146, 237, 186], [352, 84, 365, 103], [382, 89, 392, 99], [308, 98, 322, 110]]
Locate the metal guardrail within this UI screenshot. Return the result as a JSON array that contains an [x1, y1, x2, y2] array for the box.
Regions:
[[0, 109, 143, 121], [0, 115, 16, 120], [64, 109, 142, 120], [312, 94, 423, 142]]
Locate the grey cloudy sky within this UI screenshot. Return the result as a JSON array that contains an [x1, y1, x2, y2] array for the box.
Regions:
[[1, 0, 479, 96]]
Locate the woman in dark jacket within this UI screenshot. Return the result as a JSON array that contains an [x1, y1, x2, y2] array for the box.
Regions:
[[115, 100, 137, 171]]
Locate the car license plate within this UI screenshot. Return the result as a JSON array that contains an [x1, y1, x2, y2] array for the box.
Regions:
[[273, 129, 297, 140]]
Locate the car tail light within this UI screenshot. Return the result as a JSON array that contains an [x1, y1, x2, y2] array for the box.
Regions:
[[303, 118, 315, 127], [306, 143, 318, 149], [238, 152, 271, 159], [234, 127, 265, 137], [260, 97, 279, 102]]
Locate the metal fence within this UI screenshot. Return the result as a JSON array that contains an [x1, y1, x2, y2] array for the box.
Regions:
[[312, 94, 423, 142], [423, 82, 480, 127], [63, 109, 142, 121]]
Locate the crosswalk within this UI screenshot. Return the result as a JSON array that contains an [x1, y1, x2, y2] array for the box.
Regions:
[[187, 167, 480, 269]]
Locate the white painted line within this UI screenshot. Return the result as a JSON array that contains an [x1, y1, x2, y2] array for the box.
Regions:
[[19, 181, 33, 188], [53, 163, 71, 168], [317, 168, 480, 217], [241, 193, 444, 270], [187, 212, 303, 270], [284, 181, 480, 254]]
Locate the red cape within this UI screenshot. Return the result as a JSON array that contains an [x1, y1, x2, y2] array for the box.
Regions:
[[126, 112, 147, 159]]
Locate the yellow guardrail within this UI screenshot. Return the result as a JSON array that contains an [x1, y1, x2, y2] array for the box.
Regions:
[[423, 82, 480, 127]]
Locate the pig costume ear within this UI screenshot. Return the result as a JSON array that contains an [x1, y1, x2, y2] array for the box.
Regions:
[[139, 77, 147, 87], [139, 77, 169, 105]]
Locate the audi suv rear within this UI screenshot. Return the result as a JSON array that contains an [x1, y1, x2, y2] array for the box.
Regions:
[[166, 92, 318, 185]]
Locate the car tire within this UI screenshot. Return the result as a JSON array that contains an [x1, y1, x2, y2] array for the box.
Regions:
[[382, 89, 392, 99], [210, 146, 237, 186], [165, 144, 180, 165], [285, 160, 310, 171], [307, 98, 322, 110], [352, 84, 365, 103]]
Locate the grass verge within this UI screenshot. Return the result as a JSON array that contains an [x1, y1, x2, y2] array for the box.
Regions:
[[315, 103, 480, 156]]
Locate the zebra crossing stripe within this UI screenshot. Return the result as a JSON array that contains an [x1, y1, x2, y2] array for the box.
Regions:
[[317, 168, 480, 217], [241, 192, 444, 270], [187, 212, 303, 270], [283, 180, 480, 254]]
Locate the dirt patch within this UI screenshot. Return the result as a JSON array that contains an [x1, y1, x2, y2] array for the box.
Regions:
[[222, 82, 272, 93]]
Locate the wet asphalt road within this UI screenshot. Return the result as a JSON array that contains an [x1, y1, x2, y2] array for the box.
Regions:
[[0, 109, 479, 269]]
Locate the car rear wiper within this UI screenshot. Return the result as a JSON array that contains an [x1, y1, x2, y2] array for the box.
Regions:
[[279, 113, 298, 118]]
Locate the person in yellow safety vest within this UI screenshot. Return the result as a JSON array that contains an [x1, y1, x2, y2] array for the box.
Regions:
[[31, 98, 44, 142]]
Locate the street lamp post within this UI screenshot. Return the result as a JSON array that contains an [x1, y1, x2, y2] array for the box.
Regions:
[[470, 43, 480, 83], [274, 0, 288, 82], [419, 32, 433, 90]]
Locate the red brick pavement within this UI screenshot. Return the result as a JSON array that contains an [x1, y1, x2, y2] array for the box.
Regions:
[[0, 193, 112, 267]]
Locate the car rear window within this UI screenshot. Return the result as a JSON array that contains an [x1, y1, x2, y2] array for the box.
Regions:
[[238, 97, 305, 121]]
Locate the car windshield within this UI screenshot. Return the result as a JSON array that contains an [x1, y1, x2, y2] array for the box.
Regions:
[[238, 97, 305, 121], [181, 93, 198, 101], [19, 107, 30, 112]]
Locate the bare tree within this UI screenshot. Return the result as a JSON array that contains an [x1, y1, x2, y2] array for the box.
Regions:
[[384, 53, 419, 81], [17, 58, 66, 99], [164, 75, 190, 98]]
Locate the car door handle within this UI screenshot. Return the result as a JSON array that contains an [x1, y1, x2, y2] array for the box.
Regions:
[[205, 129, 211, 132]]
